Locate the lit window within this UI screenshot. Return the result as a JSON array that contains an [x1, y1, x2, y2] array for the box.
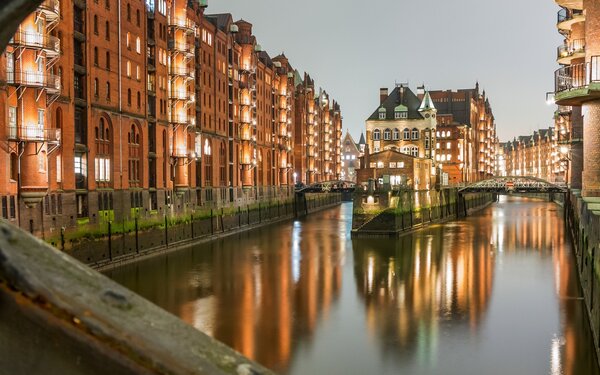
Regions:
[[447, 142, 451, 149], [136, 37, 141, 54], [126, 61, 131, 77], [389, 162, 396, 168], [377, 161, 384, 168], [126, 32, 130, 48]]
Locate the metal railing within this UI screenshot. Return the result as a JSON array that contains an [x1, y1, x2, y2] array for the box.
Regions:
[[169, 67, 194, 78], [557, 8, 583, 24], [555, 56, 600, 93], [39, 0, 60, 16], [6, 70, 61, 91], [167, 17, 195, 30], [7, 126, 61, 142], [169, 41, 194, 54], [10, 31, 60, 53], [557, 39, 585, 59], [169, 114, 189, 124]]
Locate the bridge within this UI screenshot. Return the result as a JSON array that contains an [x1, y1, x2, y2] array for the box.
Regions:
[[296, 180, 356, 193], [459, 176, 567, 194]]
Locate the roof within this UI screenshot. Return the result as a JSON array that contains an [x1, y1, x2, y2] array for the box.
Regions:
[[418, 92, 436, 111], [205, 13, 233, 32], [367, 85, 423, 121], [359, 133, 366, 145]]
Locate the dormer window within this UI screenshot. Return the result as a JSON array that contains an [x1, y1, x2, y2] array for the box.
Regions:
[[394, 105, 408, 119], [378, 107, 386, 120]]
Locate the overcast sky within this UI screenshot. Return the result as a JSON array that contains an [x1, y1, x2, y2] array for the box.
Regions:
[[207, 0, 562, 142]]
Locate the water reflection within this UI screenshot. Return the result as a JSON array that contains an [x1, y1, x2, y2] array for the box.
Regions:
[[108, 198, 599, 374]]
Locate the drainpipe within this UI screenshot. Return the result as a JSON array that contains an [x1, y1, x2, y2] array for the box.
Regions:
[[118, 0, 123, 212]]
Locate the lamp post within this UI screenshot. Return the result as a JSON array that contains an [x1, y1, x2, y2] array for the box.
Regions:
[[559, 145, 571, 189]]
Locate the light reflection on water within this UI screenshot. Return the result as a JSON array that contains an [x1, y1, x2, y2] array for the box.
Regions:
[[107, 196, 599, 375]]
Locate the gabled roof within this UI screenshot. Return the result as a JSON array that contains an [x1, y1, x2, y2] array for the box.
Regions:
[[367, 86, 423, 121], [205, 13, 233, 32]]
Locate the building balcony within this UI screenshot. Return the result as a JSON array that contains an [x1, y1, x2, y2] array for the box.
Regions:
[[9, 32, 60, 55], [557, 8, 584, 33], [168, 91, 195, 102], [555, 0, 583, 11], [169, 114, 189, 125], [6, 70, 61, 92], [168, 40, 194, 56], [557, 39, 585, 64], [170, 67, 194, 79], [7, 126, 61, 143], [167, 17, 195, 33], [38, 0, 60, 21], [554, 56, 600, 105]]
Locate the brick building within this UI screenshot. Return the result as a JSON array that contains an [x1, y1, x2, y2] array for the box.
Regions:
[[435, 115, 472, 185], [501, 128, 563, 183], [340, 131, 361, 182], [356, 149, 433, 191], [428, 83, 498, 182], [0, 0, 342, 236]]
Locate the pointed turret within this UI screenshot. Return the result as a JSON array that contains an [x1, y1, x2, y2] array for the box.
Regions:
[[419, 91, 436, 112]]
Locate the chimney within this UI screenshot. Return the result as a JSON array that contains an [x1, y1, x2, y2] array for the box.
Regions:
[[380, 88, 388, 105], [417, 85, 425, 99]]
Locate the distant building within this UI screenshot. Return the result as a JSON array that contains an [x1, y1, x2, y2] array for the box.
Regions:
[[357, 149, 433, 191], [435, 117, 472, 185], [429, 83, 498, 181], [340, 132, 361, 182], [365, 85, 437, 158], [502, 128, 563, 183]]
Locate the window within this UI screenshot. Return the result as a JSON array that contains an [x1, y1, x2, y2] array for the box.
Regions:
[[105, 0, 110, 9], [106, 81, 111, 101], [10, 153, 17, 181], [126, 32, 131, 49], [95, 118, 111, 184], [393, 128, 399, 140], [136, 9, 140, 27], [395, 111, 407, 119], [128, 124, 141, 185], [219, 143, 226, 186], [94, 47, 98, 65], [136, 65, 140, 80], [136, 37, 141, 54], [38, 151, 47, 173], [126, 3, 131, 21], [106, 51, 110, 70], [383, 128, 391, 140], [93, 15, 98, 34], [93, 78, 99, 97], [370, 162, 376, 168], [127, 89, 131, 106], [446, 142, 451, 149], [389, 162, 396, 168], [105, 21, 110, 40], [411, 147, 419, 157], [8, 107, 16, 138], [372, 129, 381, 141], [203, 139, 212, 186], [425, 136, 430, 150], [403, 128, 410, 140], [126, 61, 131, 77], [137, 91, 141, 108], [379, 112, 386, 120], [412, 129, 419, 140]]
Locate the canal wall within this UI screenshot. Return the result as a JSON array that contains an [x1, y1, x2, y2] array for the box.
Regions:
[[565, 190, 600, 366], [351, 187, 494, 237], [51, 192, 341, 270]]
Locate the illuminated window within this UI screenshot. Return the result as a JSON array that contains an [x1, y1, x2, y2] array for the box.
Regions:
[[136, 37, 141, 54]]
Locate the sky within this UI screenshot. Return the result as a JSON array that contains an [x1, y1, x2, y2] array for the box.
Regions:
[[207, 0, 563, 142]]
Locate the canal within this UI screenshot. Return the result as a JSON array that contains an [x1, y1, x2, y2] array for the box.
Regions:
[[107, 196, 599, 374]]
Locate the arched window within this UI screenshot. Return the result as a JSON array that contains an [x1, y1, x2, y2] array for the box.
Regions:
[[105, 21, 110, 41], [95, 117, 112, 186], [128, 124, 141, 185], [403, 128, 410, 140], [93, 47, 98, 65], [126, 3, 131, 21], [411, 146, 419, 157], [393, 128, 400, 140], [106, 51, 110, 70], [204, 139, 212, 186], [136, 9, 140, 27], [383, 129, 391, 141], [136, 37, 141, 54], [372, 129, 381, 141], [412, 128, 419, 140], [94, 78, 99, 97]]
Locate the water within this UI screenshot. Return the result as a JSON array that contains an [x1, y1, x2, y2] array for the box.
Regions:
[[107, 196, 599, 374]]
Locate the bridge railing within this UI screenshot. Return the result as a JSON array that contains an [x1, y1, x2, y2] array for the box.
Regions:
[[0, 220, 273, 375]]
